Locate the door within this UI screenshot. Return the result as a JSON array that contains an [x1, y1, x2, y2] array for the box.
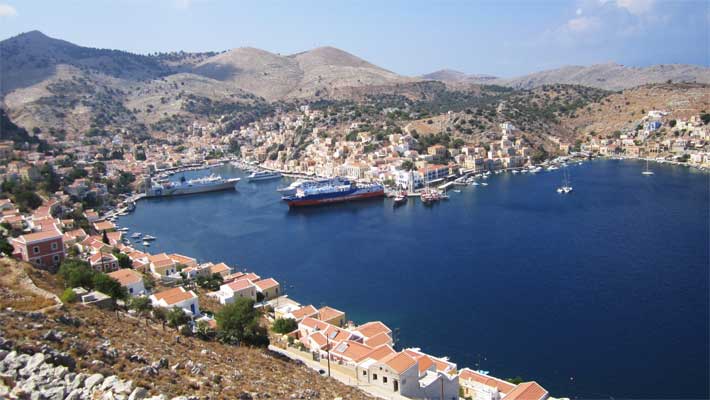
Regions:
[[393, 379, 399, 392]]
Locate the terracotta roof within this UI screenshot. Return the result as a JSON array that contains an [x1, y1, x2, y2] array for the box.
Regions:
[[503, 381, 548, 400], [382, 352, 417, 374], [330, 340, 373, 362], [361, 344, 396, 362], [210, 263, 231, 273], [417, 355, 434, 373], [93, 220, 115, 231], [300, 316, 331, 331], [309, 331, 328, 348], [148, 253, 171, 263], [459, 369, 516, 394], [235, 272, 260, 282], [254, 278, 279, 290], [152, 287, 195, 305], [226, 279, 253, 291], [318, 306, 345, 322], [17, 229, 63, 244], [354, 321, 391, 338], [108, 269, 143, 286], [364, 332, 392, 348], [89, 252, 117, 264], [292, 305, 318, 320], [169, 253, 196, 265]]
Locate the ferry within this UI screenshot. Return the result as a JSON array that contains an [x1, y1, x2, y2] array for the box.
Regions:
[[277, 177, 349, 196], [247, 170, 282, 182], [146, 174, 240, 197], [282, 177, 384, 207]]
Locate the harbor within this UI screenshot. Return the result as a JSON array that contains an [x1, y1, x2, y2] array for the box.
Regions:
[[117, 158, 710, 399]]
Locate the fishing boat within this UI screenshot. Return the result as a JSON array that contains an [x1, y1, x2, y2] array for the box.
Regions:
[[642, 159, 654, 175]]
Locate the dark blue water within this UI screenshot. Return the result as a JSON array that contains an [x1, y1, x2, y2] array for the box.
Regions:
[[120, 160, 709, 399]]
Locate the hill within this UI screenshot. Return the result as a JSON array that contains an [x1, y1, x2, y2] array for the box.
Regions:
[[192, 46, 410, 100], [423, 63, 710, 91]]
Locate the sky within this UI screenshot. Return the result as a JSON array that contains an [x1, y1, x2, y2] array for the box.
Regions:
[[0, 0, 707, 77]]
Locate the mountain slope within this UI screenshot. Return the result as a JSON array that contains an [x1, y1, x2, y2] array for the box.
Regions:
[[422, 63, 710, 90], [0, 31, 169, 96], [192, 46, 410, 100]]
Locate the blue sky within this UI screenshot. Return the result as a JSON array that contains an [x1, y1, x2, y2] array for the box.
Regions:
[[0, 0, 707, 77]]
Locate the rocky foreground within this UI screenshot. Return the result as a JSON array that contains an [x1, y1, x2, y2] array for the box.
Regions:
[[0, 263, 370, 400]]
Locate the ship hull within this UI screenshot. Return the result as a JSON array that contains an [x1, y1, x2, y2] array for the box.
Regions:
[[247, 175, 282, 182], [285, 189, 384, 207], [147, 179, 239, 197]]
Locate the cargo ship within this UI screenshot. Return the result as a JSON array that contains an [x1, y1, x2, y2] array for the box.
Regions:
[[145, 174, 240, 197], [281, 177, 384, 207]]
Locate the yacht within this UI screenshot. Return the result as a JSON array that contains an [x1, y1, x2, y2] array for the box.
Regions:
[[130, 232, 142, 239], [642, 159, 654, 175], [143, 235, 156, 241], [557, 167, 573, 194], [247, 170, 282, 182], [142, 241, 150, 247]]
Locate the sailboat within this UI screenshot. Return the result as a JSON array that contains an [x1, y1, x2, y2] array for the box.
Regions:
[[557, 167, 573, 194], [642, 159, 654, 175]]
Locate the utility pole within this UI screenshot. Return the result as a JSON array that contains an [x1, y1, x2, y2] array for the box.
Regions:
[[325, 334, 331, 377]]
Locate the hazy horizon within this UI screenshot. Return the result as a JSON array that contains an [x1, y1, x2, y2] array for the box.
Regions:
[[0, 0, 708, 78]]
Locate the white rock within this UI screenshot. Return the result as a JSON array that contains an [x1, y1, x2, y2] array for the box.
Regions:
[[128, 387, 148, 400], [84, 373, 104, 390]]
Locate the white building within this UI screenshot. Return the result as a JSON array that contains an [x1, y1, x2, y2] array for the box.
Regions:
[[149, 287, 200, 317], [107, 269, 146, 296]]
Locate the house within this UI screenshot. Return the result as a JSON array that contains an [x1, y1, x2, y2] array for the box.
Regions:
[[89, 252, 119, 273], [83, 210, 100, 223], [209, 262, 231, 277], [329, 340, 374, 365], [215, 279, 257, 304], [150, 287, 200, 317], [169, 253, 198, 269], [286, 304, 319, 322], [403, 348, 457, 374], [502, 381, 549, 400], [317, 306, 346, 327], [253, 278, 280, 301], [108, 268, 146, 296], [12, 229, 65, 270], [362, 351, 419, 396], [459, 368, 516, 400], [93, 220, 116, 232], [352, 321, 392, 344], [148, 253, 177, 277]]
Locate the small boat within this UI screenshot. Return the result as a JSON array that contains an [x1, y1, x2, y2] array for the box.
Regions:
[[481, 182, 488, 186], [471, 182, 480, 186], [142, 241, 150, 247], [642, 159, 654, 175], [511, 170, 519, 174], [393, 192, 408, 207], [453, 190, 461, 193], [130, 232, 142, 239], [557, 167, 573, 194], [143, 235, 156, 241]]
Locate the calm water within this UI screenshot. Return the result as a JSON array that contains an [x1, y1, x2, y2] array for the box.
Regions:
[[120, 160, 709, 399]]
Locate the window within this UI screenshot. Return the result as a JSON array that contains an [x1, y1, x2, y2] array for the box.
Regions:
[[53, 255, 60, 263], [33, 246, 40, 254], [373, 374, 378, 380], [383, 377, 388, 384], [51, 242, 58, 250], [362, 370, 367, 376]]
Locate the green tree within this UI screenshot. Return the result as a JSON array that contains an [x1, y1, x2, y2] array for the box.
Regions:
[[58, 259, 95, 288], [129, 296, 152, 314], [215, 298, 268, 347], [0, 235, 14, 256], [167, 307, 190, 329], [196, 319, 214, 340], [92, 273, 127, 300], [272, 318, 298, 334], [60, 288, 77, 304], [116, 253, 132, 269], [400, 160, 415, 171]]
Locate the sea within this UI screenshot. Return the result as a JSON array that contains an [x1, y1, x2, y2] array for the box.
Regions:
[[119, 159, 710, 399]]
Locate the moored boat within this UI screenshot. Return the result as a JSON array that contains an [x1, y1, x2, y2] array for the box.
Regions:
[[282, 177, 384, 207], [247, 170, 282, 182]]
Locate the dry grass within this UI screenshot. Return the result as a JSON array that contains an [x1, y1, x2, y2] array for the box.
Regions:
[[0, 259, 57, 311]]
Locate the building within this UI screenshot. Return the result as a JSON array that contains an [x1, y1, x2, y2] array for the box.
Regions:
[[502, 381, 549, 400], [107, 268, 146, 296], [215, 279, 257, 304], [89, 252, 119, 273], [459, 368, 517, 400], [12, 229, 65, 270], [149, 287, 200, 317], [148, 253, 177, 277], [318, 306, 346, 326], [254, 278, 281, 300]]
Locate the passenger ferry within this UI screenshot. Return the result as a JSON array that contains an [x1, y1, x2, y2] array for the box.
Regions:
[[146, 175, 240, 197], [281, 177, 384, 207]]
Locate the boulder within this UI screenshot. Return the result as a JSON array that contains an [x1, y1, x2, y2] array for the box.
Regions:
[[84, 373, 104, 390]]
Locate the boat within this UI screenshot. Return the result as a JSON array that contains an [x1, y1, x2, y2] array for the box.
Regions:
[[642, 159, 654, 175], [143, 235, 156, 241], [142, 241, 150, 247], [393, 192, 408, 207], [130, 232, 142, 239], [557, 167, 573, 194], [247, 170, 282, 182], [453, 190, 461, 193], [277, 177, 349, 196], [481, 182, 488, 186], [281, 177, 385, 207], [145, 174, 240, 197], [511, 170, 519, 174], [471, 182, 480, 186]]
